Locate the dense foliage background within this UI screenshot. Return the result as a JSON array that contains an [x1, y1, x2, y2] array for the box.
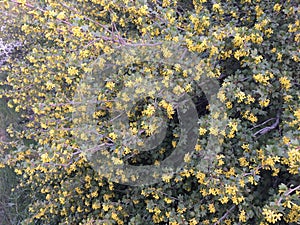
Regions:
[[0, 0, 299, 224]]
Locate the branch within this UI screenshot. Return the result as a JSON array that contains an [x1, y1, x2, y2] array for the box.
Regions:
[[251, 117, 276, 130], [253, 110, 281, 137], [285, 185, 300, 196], [276, 185, 300, 206], [242, 166, 262, 177], [213, 205, 236, 225]]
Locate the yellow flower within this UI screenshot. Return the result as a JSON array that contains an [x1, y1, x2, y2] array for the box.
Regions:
[[279, 76, 291, 90], [254, 55, 263, 64], [209, 126, 219, 136], [219, 196, 229, 204], [177, 206, 187, 214], [21, 24, 31, 34], [103, 204, 109, 211], [41, 153, 50, 163], [253, 73, 270, 85], [143, 104, 156, 117], [226, 101, 233, 109], [225, 185, 238, 195], [92, 202, 101, 210], [162, 173, 173, 183], [199, 127, 207, 135], [239, 157, 249, 167], [233, 34, 244, 47], [248, 113, 258, 123], [65, 77, 72, 84], [59, 197, 65, 204], [195, 172, 205, 184], [170, 222, 179, 225], [241, 143, 249, 150], [208, 203, 216, 213], [259, 99, 270, 107], [45, 81, 55, 90], [194, 144, 202, 151], [189, 218, 198, 225], [235, 91, 246, 103], [212, 3, 221, 12], [255, 5, 264, 17], [56, 12, 66, 20], [262, 208, 283, 223], [277, 53, 282, 62], [71, 26, 82, 37], [139, 5, 148, 15], [294, 108, 300, 120], [164, 197, 172, 204], [245, 95, 255, 104], [184, 153, 191, 163], [239, 210, 247, 222], [217, 90, 226, 102], [282, 136, 290, 145], [68, 66, 79, 76], [17, 0, 26, 5], [273, 4, 281, 12], [109, 132, 117, 140], [283, 95, 292, 102]]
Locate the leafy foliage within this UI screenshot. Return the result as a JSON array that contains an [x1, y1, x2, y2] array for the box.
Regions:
[[0, 0, 299, 224]]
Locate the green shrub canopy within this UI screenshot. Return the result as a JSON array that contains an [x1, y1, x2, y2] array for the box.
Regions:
[[0, 0, 299, 224]]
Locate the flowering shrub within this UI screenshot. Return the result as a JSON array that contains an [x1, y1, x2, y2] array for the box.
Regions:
[[0, 0, 299, 224]]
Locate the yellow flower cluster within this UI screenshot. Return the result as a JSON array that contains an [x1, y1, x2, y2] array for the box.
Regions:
[[279, 76, 291, 90], [0, 0, 299, 224], [262, 208, 283, 223], [259, 99, 270, 108], [242, 110, 258, 123], [159, 100, 174, 119], [253, 73, 270, 85]]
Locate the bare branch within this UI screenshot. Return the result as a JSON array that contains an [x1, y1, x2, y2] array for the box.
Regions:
[[276, 185, 300, 206], [253, 110, 281, 137], [251, 117, 276, 130], [213, 205, 236, 225]]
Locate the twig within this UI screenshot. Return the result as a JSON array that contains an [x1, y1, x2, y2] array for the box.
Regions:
[[157, 190, 180, 201], [242, 166, 262, 177], [284, 185, 300, 196], [38, 99, 115, 108], [253, 110, 281, 137], [213, 205, 236, 225], [276, 185, 300, 206], [179, 48, 188, 61], [251, 117, 276, 130]]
